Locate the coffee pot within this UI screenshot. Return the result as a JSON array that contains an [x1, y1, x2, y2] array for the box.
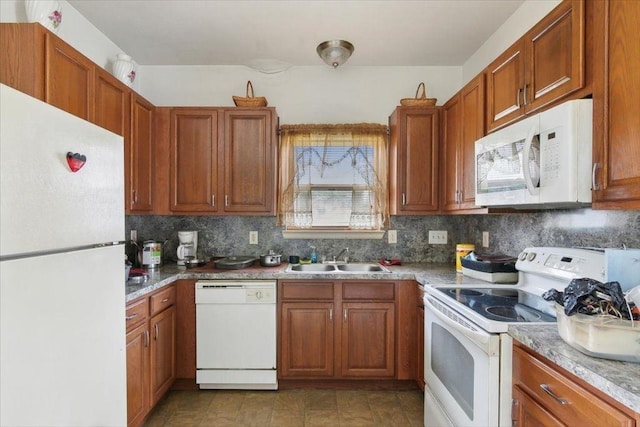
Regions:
[[177, 231, 198, 265]]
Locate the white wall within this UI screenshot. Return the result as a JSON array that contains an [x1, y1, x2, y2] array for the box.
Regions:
[[140, 65, 461, 124], [0, 0, 140, 92], [462, 0, 562, 83]]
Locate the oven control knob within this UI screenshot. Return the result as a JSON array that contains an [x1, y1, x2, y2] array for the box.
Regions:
[[527, 252, 537, 261], [519, 252, 527, 261]]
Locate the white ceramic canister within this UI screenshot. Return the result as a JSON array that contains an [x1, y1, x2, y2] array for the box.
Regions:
[[112, 53, 137, 87], [25, 0, 62, 32]]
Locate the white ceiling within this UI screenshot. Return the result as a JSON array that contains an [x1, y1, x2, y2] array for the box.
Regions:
[[67, 0, 524, 69]]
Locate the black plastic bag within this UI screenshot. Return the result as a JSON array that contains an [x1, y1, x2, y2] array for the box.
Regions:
[[542, 278, 634, 319]]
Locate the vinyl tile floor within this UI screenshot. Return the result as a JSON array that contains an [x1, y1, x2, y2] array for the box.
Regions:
[[143, 388, 424, 426]]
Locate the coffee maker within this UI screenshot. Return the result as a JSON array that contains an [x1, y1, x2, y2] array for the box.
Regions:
[[177, 231, 198, 265]]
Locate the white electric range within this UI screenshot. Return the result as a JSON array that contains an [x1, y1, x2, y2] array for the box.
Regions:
[[422, 247, 605, 427]]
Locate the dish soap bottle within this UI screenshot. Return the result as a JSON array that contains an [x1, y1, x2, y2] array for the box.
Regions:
[[310, 246, 317, 264]]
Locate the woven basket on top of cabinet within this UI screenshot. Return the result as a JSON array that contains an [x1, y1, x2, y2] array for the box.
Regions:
[[400, 82, 437, 106], [233, 81, 268, 107]]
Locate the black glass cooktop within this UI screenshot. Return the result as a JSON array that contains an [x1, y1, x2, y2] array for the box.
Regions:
[[437, 287, 555, 322]]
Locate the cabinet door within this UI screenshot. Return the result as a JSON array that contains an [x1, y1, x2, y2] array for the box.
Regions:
[[149, 306, 175, 405], [524, 0, 585, 114], [441, 94, 462, 212], [459, 75, 485, 209], [486, 39, 526, 132], [129, 94, 155, 212], [592, 0, 640, 209], [280, 302, 335, 377], [170, 109, 219, 212], [341, 302, 395, 377], [390, 107, 440, 214], [94, 68, 129, 137], [222, 109, 277, 214], [126, 323, 149, 427], [0, 23, 46, 100], [45, 33, 94, 121]]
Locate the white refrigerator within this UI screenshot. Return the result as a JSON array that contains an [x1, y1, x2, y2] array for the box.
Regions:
[[0, 84, 127, 426]]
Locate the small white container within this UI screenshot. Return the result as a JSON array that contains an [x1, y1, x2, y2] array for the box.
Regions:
[[554, 304, 640, 363]]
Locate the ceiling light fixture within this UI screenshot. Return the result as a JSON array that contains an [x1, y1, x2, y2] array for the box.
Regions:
[[316, 40, 354, 68]]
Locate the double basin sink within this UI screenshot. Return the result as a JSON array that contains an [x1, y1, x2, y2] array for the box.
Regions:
[[285, 263, 391, 274]]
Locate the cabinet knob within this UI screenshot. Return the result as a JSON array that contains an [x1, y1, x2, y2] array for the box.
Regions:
[[592, 163, 601, 191], [211, 195, 216, 207], [523, 84, 529, 105]]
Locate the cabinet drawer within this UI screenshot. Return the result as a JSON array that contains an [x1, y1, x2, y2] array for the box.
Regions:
[[149, 285, 176, 316], [342, 282, 395, 300], [280, 282, 335, 300], [513, 346, 633, 427], [125, 298, 148, 332]]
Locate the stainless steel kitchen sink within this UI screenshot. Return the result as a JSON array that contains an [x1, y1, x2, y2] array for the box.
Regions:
[[285, 263, 391, 273]]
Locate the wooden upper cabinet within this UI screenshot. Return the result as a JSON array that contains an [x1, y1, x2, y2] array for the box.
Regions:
[[129, 94, 155, 212], [45, 33, 95, 121], [389, 107, 440, 214], [0, 24, 46, 99], [592, 0, 640, 209], [441, 74, 485, 213], [486, 0, 585, 132], [223, 109, 277, 214], [170, 109, 219, 212], [94, 68, 130, 136]]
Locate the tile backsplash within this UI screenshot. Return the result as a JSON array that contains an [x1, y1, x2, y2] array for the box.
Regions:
[[127, 208, 640, 266]]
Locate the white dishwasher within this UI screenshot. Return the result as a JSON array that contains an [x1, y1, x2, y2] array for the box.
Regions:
[[195, 280, 277, 390]]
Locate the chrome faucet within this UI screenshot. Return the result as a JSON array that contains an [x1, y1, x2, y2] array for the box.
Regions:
[[332, 247, 349, 263]]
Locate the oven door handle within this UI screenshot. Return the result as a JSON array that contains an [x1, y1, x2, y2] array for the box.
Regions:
[[424, 296, 495, 352]]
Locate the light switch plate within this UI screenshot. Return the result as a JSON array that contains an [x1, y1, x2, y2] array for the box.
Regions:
[[388, 230, 397, 244], [249, 231, 258, 245], [428, 230, 447, 245], [482, 231, 489, 248]]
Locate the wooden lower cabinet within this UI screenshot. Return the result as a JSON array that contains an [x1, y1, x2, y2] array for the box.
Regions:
[[341, 302, 394, 377], [512, 342, 638, 427], [125, 285, 176, 427], [278, 280, 416, 381], [126, 323, 149, 427], [280, 302, 335, 377]]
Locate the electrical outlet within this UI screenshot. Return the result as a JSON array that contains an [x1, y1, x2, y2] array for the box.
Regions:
[[428, 230, 448, 245], [388, 230, 397, 244], [482, 231, 490, 248], [249, 231, 258, 245], [130, 229, 137, 241]]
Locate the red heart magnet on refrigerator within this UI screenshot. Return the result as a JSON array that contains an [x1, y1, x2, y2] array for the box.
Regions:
[[66, 152, 86, 172]]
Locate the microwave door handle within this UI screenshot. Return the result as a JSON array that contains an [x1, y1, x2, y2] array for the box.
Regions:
[[424, 296, 494, 351], [522, 127, 540, 196]]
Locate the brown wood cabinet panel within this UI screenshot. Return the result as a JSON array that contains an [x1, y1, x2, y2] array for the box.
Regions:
[[129, 94, 155, 212], [486, 40, 526, 131], [150, 305, 176, 405], [280, 281, 335, 300], [442, 74, 485, 213], [94, 68, 129, 136], [592, 0, 640, 209], [175, 279, 196, 380], [150, 285, 176, 316], [486, 0, 585, 132], [45, 33, 94, 121], [512, 385, 565, 427], [223, 109, 277, 214], [0, 23, 46, 100], [389, 107, 440, 214], [396, 281, 418, 381], [341, 302, 395, 377], [125, 297, 148, 333], [280, 302, 335, 377], [126, 323, 149, 427], [169, 109, 219, 212], [342, 281, 395, 300], [513, 344, 635, 427]]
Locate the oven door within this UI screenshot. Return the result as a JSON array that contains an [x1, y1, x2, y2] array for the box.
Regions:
[[424, 295, 501, 427]]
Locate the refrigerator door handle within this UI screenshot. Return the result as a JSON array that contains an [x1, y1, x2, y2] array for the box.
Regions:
[[0, 241, 126, 262]]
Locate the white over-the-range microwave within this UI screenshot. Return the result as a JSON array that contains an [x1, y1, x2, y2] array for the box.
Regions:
[[475, 99, 593, 208]]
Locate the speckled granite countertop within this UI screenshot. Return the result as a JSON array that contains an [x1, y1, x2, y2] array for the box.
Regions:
[[124, 261, 489, 302], [509, 324, 640, 413]]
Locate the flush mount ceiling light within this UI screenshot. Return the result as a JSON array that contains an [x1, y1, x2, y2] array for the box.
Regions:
[[317, 40, 354, 68]]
